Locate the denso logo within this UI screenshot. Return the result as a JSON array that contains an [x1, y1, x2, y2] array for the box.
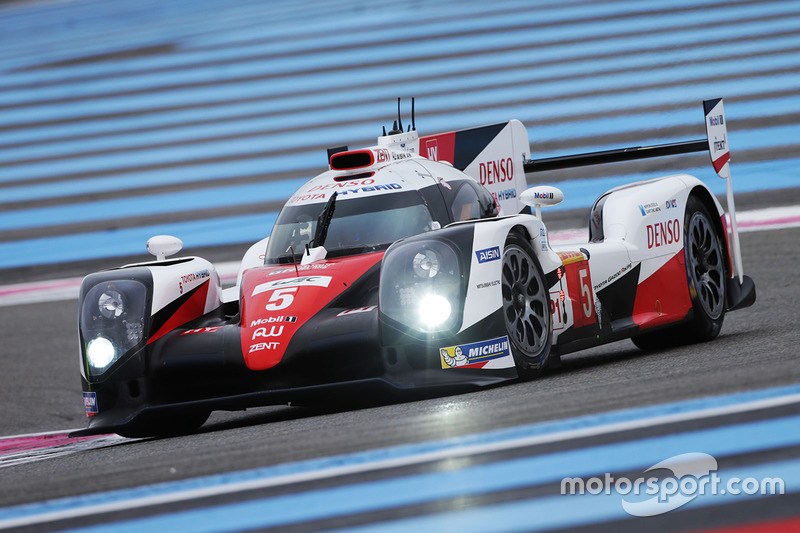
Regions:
[[479, 158, 514, 185], [475, 246, 501, 263], [647, 219, 681, 249]]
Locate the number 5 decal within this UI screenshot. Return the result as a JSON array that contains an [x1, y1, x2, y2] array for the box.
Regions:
[[266, 287, 297, 311], [579, 268, 592, 318], [567, 262, 596, 329]]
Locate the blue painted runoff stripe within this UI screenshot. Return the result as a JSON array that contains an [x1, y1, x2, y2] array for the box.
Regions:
[[0, 120, 795, 205], [0, 158, 797, 269], [0, 213, 278, 269], [2, 30, 796, 150], [329, 460, 800, 533], [17, 404, 800, 531], [2, 383, 800, 529], [0, 0, 731, 88], [1, 47, 798, 163], [6, 73, 797, 186], [2, 9, 797, 127], [2, 1, 796, 110], [0, 180, 304, 231]]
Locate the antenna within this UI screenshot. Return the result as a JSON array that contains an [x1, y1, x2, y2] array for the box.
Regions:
[[396, 97, 403, 133], [411, 97, 415, 131]]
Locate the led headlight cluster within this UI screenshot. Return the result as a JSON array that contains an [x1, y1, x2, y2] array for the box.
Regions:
[[380, 240, 462, 332], [79, 280, 147, 376]]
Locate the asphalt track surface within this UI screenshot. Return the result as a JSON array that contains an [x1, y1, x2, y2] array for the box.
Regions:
[[0, 225, 798, 531]]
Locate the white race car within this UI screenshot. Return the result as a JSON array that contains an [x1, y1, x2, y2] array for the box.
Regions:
[[75, 98, 755, 437]]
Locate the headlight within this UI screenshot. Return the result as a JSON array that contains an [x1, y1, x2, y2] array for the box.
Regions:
[[418, 293, 451, 327], [80, 280, 148, 377], [380, 240, 462, 332], [86, 337, 116, 371], [98, 290, 125, 318], [412, 250, 440, 278]]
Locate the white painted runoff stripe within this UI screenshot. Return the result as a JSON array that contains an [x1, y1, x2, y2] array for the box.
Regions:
[[1, 383, 800, 530]]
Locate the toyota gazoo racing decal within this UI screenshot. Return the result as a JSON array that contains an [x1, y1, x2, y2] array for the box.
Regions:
[[239, 252, 384, 370]]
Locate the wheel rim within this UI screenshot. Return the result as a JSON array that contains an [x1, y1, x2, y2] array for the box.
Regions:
[[687, 212, 725, 319], [501, 245, 549, 356]]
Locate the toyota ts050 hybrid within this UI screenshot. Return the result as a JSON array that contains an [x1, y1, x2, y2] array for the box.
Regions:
[[75, 98, 755, 437]]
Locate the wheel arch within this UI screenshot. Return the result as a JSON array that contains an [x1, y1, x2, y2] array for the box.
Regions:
[[689, 184, 732, 278]]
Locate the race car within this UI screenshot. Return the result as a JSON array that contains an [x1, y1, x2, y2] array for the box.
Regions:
[[74, 98, 755, 438]]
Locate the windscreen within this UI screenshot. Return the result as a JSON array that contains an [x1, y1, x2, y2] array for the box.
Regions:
[[265, 191, 435, 264]]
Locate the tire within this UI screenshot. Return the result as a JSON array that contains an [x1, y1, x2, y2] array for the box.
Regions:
[[501, 231, 552, 378], [117, 410, 210, 439], [632, 195, 726, 350], [682, 195, 726, 340]]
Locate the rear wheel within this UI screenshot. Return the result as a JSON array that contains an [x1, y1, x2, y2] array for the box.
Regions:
[[501, 231, 552, 378], [683, 195, 726, 340], [632, 195, 726, 350]]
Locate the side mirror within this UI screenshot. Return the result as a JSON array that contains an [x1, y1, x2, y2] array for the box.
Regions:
[[520, 186, 564, 219], [147, 235, 183, 261]]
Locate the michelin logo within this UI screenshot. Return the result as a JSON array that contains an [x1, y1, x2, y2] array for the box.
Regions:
[[440, 336, 511, 368], [475, 246, 501, 264]]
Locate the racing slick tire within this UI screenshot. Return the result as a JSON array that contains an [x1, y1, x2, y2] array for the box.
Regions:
[[501, 231, 552, 378], [632, 195, 726, 350], [117, 410, 211, 439]]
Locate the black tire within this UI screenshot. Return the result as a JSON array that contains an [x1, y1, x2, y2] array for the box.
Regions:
[[682, 195, 726, 340], [117, 410, 210, 439], [501, 231, 552, 378], [632, 195, 726, 350]]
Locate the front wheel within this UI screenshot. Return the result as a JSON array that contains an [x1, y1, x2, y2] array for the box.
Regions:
[[501, 231, 552, 379]]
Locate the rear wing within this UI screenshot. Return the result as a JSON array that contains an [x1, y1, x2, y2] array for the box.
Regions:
[[524, 98, 745, 287]]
